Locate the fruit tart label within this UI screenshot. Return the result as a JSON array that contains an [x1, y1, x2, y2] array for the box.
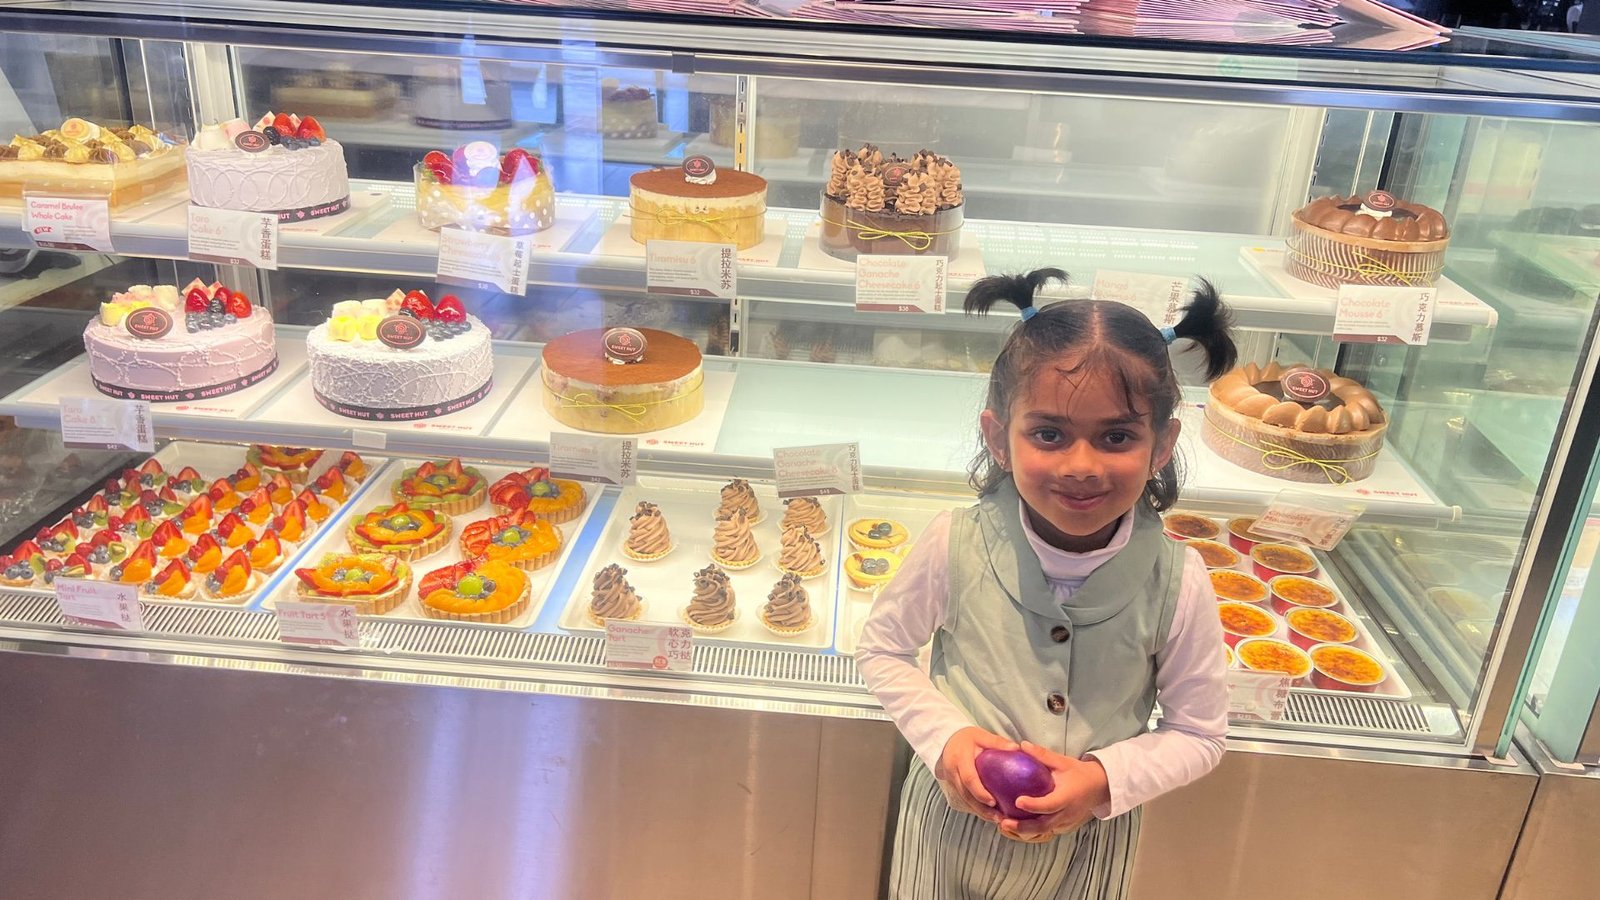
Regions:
[[604, 620, 693, 672], [24, 194, 113, 253], [774, 442, 862, 498], [436, 227, 530, 296], [60, 395, 153, 452], [55, 577, 144, 631], [187, 205, 279, 270], [124, 307, 173, 340], [275, 600, 361, 647], [550, 431, 637, 486], [1333, 284, 1436, 346], [376, 315, 427, 350]]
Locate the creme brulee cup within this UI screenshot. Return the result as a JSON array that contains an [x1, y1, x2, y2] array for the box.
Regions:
[[1227, 517, 1268, 554], [1285, 607, 1358, 651], [1235, 637, 1312, 684], [1218, 601, 1278, 648], [1210, 569, 1269, 605], [1252, 542, 1319, 582], [1186, 539, 1242, 570], [1309, 643, 1386, 693], [1163, 512, 1221, 543], [1269, 574, 1339, 616]]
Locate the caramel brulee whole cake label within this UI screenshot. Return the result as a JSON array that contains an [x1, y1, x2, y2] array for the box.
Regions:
[[1333, 284, 1436, 346], [774, 442, 862, 498], [24, 195, 113, 252], [605, 620, 694, 672]]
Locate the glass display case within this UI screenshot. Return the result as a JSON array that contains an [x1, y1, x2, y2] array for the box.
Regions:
[[1, 4, 1599, 895]]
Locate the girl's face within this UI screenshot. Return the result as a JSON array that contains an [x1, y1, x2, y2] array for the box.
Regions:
[[981, 362, 1179, 553]]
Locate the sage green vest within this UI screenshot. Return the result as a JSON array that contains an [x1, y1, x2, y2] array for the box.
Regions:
[[931, 480, 1184, 757]]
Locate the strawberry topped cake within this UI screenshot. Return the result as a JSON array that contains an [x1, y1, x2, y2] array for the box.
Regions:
[[306, 289, 494, 421], [415, 142, 554, 235], [188, 111, 349, 221], [84, 279, 278, 402]]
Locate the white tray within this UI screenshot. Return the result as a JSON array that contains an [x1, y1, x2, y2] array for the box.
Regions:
[[558, 475, 844, 650], [14, 440, 383, 611], [261, 459, 602, 629], [832, 491, 967, 656], [1172, 511, 1414, 700]]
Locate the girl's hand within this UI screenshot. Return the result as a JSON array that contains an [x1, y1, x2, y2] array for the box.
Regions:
[[996, 742, 1112, 842], [934, 727, 1019, 822]]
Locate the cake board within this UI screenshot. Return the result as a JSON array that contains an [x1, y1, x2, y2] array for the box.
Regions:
[[366, 205, 596, 255], [256, 458, 604, 630], [592, 215, 787, 268], [486, 365, 736, 454], [557, 475, 844, 650], [797, 221, 987, 282]]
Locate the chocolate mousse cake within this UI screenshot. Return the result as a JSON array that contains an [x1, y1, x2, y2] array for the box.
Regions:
[[820, 145, 963, 261], [1287, 189, 1450, 289]]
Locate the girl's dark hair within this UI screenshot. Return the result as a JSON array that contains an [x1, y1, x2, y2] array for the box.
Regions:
[[965, 268, 1236, 510]]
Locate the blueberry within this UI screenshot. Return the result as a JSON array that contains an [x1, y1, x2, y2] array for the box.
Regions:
[[333, 567, 349, 580], [307, 138, 321, 147], [5, 562, 29, 579], [263, 126, 281, 145], [89, 546, 109, 564], [398, 308, 416, 319], [109, 564, 124, 580]]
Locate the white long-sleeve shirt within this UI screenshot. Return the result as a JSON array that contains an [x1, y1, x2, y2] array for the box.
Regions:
[[855, 504, 1228, 819]]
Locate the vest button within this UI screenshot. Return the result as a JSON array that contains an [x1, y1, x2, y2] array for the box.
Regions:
[[1050, 625, 1070, 643], [1046, 693, 1066, 715]]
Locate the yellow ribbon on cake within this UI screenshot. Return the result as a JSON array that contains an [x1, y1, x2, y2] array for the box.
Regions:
[[556, 392, 681, 426], [1286, 238, 1442, 286], [1204, 416, 1382, 486], [628, 205, 763, 244], [821, 214, 961, 253]]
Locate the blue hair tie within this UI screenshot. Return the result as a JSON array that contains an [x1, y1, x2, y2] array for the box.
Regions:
[[1020, 306, 1038, 322], [1160, 325, 1178, 344]]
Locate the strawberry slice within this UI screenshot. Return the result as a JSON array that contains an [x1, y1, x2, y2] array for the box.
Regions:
[[150, 518, 183, 546], [443, 459, 466, 478], [267, 474, 296, 506], [422, 149, 454, 184], [213, 285, 233, 308], [499, 147, 539, 184], [295, 115, 326, 141], [434, 295, 466, 323], [157, 484, 180, 504], [295, 488, 330, 522], [185, 286, 210, 312], [224, 290, 252, 318], [272, 112, 295, 136], [12, 540, 42, 559], [207, 478, 234, 502], [181, 494, 212, 522], [139, 459, 165, 477], [420, 558, 478, 597], [415, 461, 439, 480], [89, 529, 115, 548], [174, 466, 202, 484], [123, 505, 151, 524], [127, 539, 158, 568], [187, 533, 224, 573], [150, 559, 192, 596], [400, 290, 436, 320]]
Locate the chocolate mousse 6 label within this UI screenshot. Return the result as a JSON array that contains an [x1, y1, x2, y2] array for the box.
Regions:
[[1333, 284, 1436, 346], [602, 327, 648, 364], [124, 307, 173, 340], [376, 315, 427, 350], [683, 155, 716, 179]]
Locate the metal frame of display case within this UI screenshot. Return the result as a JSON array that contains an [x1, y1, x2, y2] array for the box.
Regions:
[[3, 5, 1600, 898]]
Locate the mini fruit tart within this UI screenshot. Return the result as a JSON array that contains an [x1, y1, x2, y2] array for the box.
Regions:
[[417, 558, 531, 624], [169, 466, 208, 499], [310, 467, 350, 503], [847, 517, 908, 551], [391, 458, 488, 515], [247, 445, 325, 484], [844, 549, 902, 591], [201, 550, 261, 604], [178, 494, 214, 536], [336, 451, 370, 484], [187, 533, 225, 576], [229, 462, 264, 493], [459, 510, 562, 571], [271, 499, 311, 544], [266, 473, 298, 507], [70, 495, 111, 530], [128, 458, 168, 490], [294, 552, 411, 615], [207, 478, 243, 513], [107, 539, 160, 586], [143, 559, 197, 601], [295, 488, 334, 524], [36, 520, 81, 558], [246, 528, 288, 574], [237, 487, 276, 527], [150, 519, 193, 559], [0, 547, 46, 587], [347, 502, 452, 561], [488, 466, 586, 524]]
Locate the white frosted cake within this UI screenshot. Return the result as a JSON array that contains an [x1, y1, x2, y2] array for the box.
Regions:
[[306, 289, 494, 421], [187, 112, 350, 221], [84, 280, 278, 401]]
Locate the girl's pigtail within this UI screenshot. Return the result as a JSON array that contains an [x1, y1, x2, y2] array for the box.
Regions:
[[964, 268, 1068, 318], [1171, 277, 1237, 381]]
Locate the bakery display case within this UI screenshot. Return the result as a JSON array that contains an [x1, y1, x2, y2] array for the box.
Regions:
[[0, 5, 1598, 898]]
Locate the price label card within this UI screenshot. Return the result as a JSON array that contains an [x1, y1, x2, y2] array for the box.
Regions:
[[59, 396, 153, 452], [275, 601, 362, 648], [437, 227, 530, 295], [1226, 670, 1290, 721], [774, 442, 862, 498], [855, 255, 947, 313], [646, 240, 737, 299], [25, 195, 113, 252], [1251, 491, 1364, 551], [55, 578, 144, 631], [1334, 285, 1436, 346], [604, 620, 693, 672], [1091, 270, 1189, 328], [188, 205, 279, 270], [550, 432, 637, 486]]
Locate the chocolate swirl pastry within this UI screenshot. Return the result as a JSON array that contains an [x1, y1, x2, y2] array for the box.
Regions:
[[622, 500, 673, 561], [588, 563, 642, 624], [777, 525, 826, 579], [685, 564, 736, 631], [761, 573, 813, 634]]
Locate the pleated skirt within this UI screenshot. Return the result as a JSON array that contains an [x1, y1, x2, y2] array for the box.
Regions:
[[888, 761, 1141, 900]]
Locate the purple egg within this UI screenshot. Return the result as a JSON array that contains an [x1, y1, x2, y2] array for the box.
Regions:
[[975, 749, 1054, 820]]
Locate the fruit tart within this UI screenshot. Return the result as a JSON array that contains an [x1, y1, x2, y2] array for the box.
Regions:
[[1, 543, 46, 587], [70, 495, 111, 530], [128, 458, 169, 490], [295, 488, 333, 524], [143, 559, 197, 601], [136, 486, 184, 519], [82, 531, 129, 572], [187, 533, 225, 576], [207, 478, 242, 513], [336, 451, 370, 484], [310, 466, 350, 503], [229, 462, 264, 493], [151, 519, 193, 558], [347, 502, 452, 560], [246, 529, 287, 574], [271, 499, 311, 544], [202, 550, 260, 604], [391, 458, 487, 514], [238, 487, 276, 527], [266, 473, 298, 507], [488, 466, 586, 524], [247, 445, 325, 484], [458, 510, 562, 571], [110, 507, 156, 543], [294, 552, 411, 615], [417, 558, 531, 624], [170, 466, 208, 498], [36, 520, 80, 557], [49, 550, 96, 585], [848, 517, 908, 551], [107, 540, 159, 586], [844, 548, 902, 591], [179, 495, 214, 536]]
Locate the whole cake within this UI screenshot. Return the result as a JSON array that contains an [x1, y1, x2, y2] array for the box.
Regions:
[[1, 119, 184, 208], [413, 63, 513, 130], [306, 289, 494, 420], [272, 71, 400, 119], [821, 145, 963, 261], [84, 280, 278, 401], [629, 158, 767, 250], [601, 83, 658, 139], [187, 112, 351, 222], [1287, 190, 1450, 289], [541, 327, 704, 434], [415, 142, 554, 235], [1204, 361, 1388, 484], [709, 96, 799, 160]]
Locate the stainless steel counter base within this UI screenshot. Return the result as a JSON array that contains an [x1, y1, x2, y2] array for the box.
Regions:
[[1500, 735, 1600, 900]]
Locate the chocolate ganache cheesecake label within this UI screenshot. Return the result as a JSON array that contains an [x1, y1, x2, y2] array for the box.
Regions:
[[377, 315, 427, 350], [603, 327, 647, 365], [124, 307, 173, 340]]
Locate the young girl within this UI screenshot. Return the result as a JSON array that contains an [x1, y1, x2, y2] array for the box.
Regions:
[[856, 268, 1235, 899]]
